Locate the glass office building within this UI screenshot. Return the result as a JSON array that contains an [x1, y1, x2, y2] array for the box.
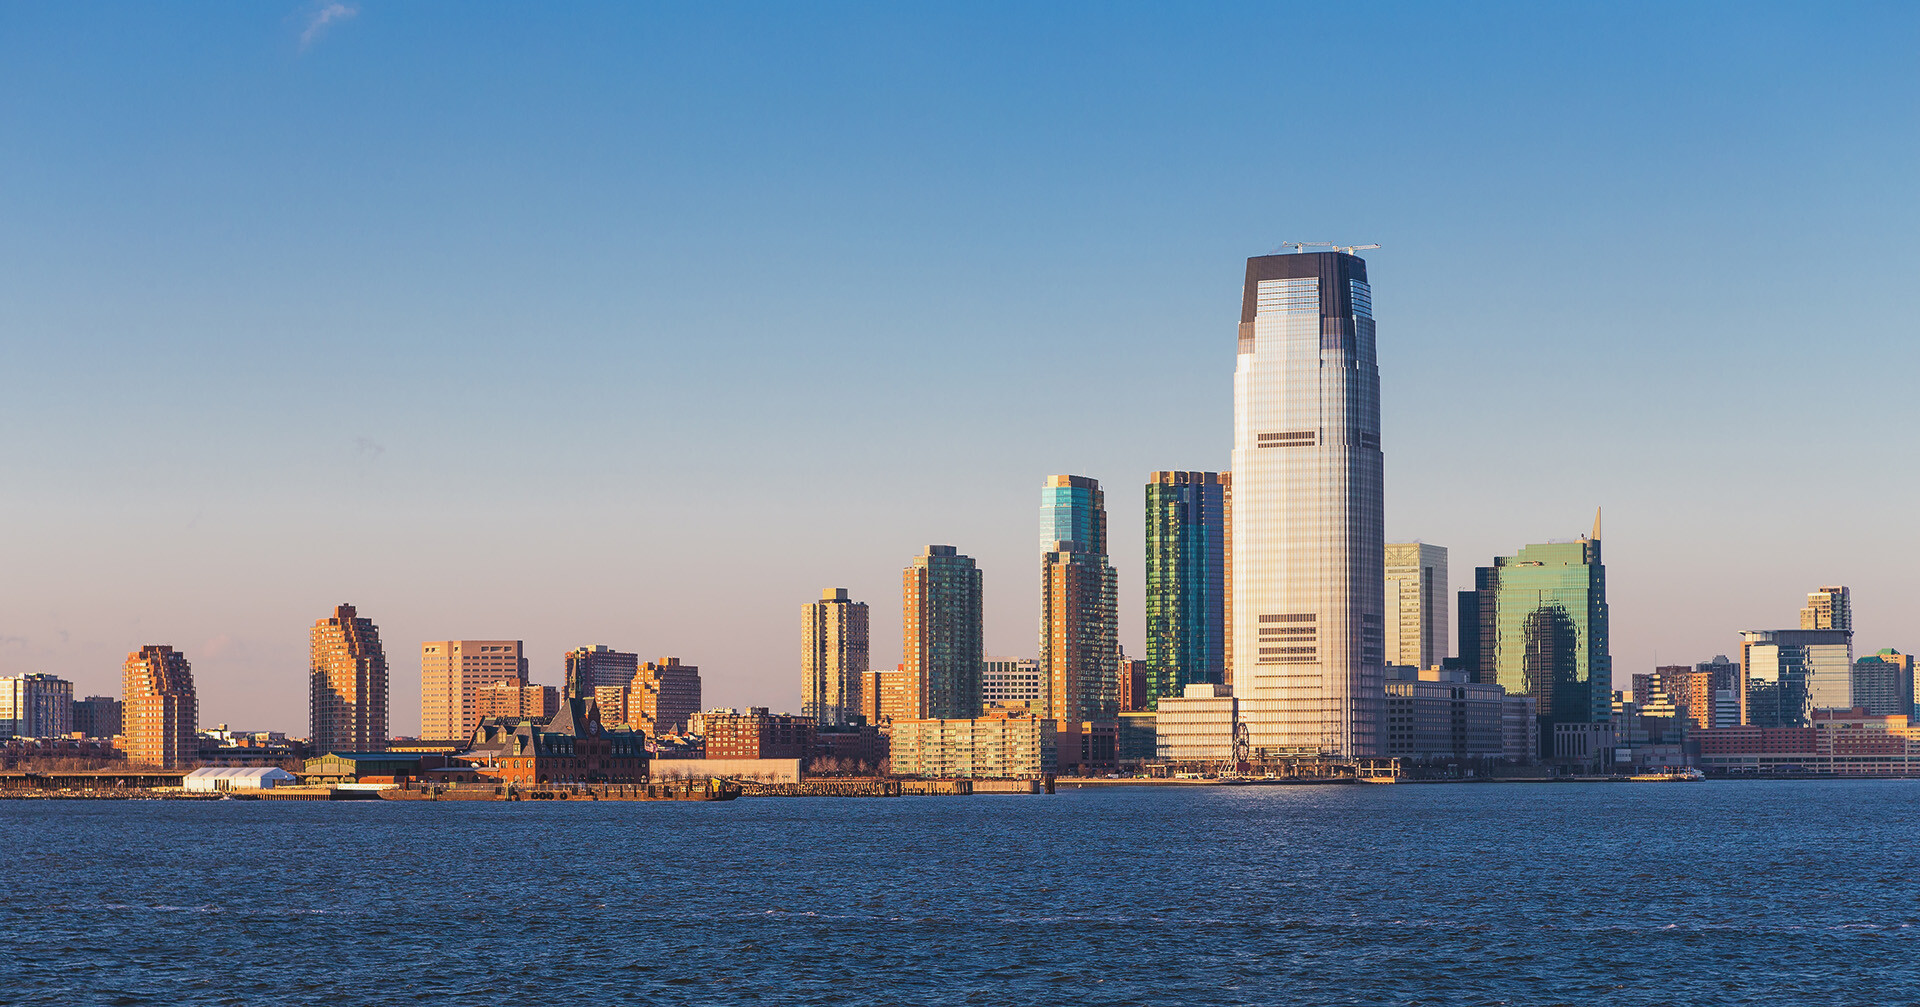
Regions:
[[1385, 542, 1448, 671], [1466, 516, 1612, 756], [1144, 471, 1227, 708], [1230, 250, 1385, 758], [1740, 629, 1853, 727]]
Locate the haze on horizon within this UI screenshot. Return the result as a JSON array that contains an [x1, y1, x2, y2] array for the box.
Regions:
[[2, 2, 1915, 735]]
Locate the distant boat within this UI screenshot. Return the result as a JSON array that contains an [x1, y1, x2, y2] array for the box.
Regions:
[[1628, 767, 1704, 782], [1357, 775, 1397, 784]]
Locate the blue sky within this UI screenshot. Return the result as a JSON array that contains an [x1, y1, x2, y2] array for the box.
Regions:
[[2, 2, 1915, 733]]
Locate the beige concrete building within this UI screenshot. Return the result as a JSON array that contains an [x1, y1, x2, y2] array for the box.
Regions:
[[420, 640, 527, 740], [593, 684, 633, 727], [803, 588, 869, 728], [1154, 683, 1238, 764], [1801, 585, 1851, 631], [310, 604, 389, 754], [890, 708, 1057, 779], [123, 645, 197, 768], [634, 657, 701, 736]]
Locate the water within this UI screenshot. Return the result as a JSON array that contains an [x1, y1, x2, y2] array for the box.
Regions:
[[5, 780, 1918, 1005]]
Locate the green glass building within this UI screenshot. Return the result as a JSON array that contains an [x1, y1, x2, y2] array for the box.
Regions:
[[1144, 471, 1226, 708], [1467, 512, 1612, 756]]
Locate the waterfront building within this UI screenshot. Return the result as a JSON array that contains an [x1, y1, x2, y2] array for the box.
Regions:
[[1465, 514, 1612, 756], [460, 698, 649, 786], [701, 708, 818, 760], [1117, 653, 1148, 713], [1385, 543, 1448, 671], [1636, 665, 1715, 732], [310, 604, 389, 754], [1696, 708, 1920, 775], [564, 645, 638, 701], [0, 674, 73, 739], [1145, 471, 1227, 707], [1117, 711, 1157, 764], [1851, 649, 1915, 717], [889, 707, 1058, 779], [474, 681, 560, 723], [1154, 683, 1238, 765], [1740, 628, 1852, 727], [904, 545, 984, 721], [1712, 688, 1740, 730], [1501, 695, 1538, 764], [420, 640, 527, 741], [1801, 586, 1851, 631], [633, 657, 702, 736], [1041, 475, 1119, 723], [1382, 667, 1505, 761], [982, 657, 1043, 706], [122, 645, 197, 768], [71, 695, 123, 739], [1230, 250, 1386, 759], [815, 723, 885, 769], [802, 588, 869, 728]]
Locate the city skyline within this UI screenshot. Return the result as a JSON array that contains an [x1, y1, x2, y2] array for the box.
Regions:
[[3, 5, 1916, 735]]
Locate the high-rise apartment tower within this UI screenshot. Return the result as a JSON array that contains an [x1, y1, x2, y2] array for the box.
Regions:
[[1801, 586, 1851, 631], [1230, 250, 1385, 758], [1040, 475, 1119, 723], [1144, 471, 1227, 708], [904, 545, 984, 720], [0, 674, 73, 739], [420, 640, 527, 740], [565, 645, 638, 700], [122, 645, 196, 768], [803, 588, 870, 727], [310, 604, 389, 753]]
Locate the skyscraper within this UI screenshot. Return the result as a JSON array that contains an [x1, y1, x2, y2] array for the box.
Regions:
[[1230, 250, 1385, 758], [123, 645, 196, 768], [904, 545, 984, 720], [1040, 475, 1119, 723], [1801, 586, 1851, 631], [565, 645, 638, 700], [420, 640, 527, 740], [310, 604, 389, 753], [1144, 471, 1227, 708], [0, 674, 73, 739], [634, 657, 701, 736], [1384, 543, 1448, 670], [1851, 649, 1914, 718], [803, 588, 870, 727], [1465, 513, 1612, 755], [1741, 628, 1852, 726]]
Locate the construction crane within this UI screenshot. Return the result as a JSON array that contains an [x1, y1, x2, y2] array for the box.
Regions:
[[1273, 241, 1381, 255]]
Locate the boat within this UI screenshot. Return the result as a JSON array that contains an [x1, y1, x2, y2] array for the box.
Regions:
[[1357, 775, 1397, 784], [1628, 767, 1704, 782]]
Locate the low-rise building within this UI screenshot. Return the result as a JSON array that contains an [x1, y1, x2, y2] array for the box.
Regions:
[[1501, 695, 1538, 764], [890, 708, 1057, 779], [982, 657, 1043, 707], [474, 681, 560, 723], [1154, 684, 1236, 765], [1698, 708, 1920, 774], [71, 696, 123, 739], [1117, 711, 1157, 765], [702, 708, 816, 760], [459, 698, 648, 786], [814, 724, 884, 769], [1383, 667, 1505, 761], [183, 767, 297, 792]]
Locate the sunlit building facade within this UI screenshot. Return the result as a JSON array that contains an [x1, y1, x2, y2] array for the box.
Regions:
[[1741, 629, 1853, 727], [1465, 515, 1612, 757], [1852, 650, 1915, 718], [565, 645, 638, 701], [1384, 542, 1448, 670], [1040, 475, 1118, 723], [123, 645, 197, 768], [1230, 251, 1385, 758], [310, 604, 389, 754], [421, 640, 528, 741], [802, 588, 869, 727], [904, 546, 984, 721], [1145, 471, 1227, 708], [0, 674, 73, 739]]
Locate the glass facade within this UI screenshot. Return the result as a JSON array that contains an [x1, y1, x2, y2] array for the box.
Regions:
[[1230, 252, 1385, 758], [1040, 475, 1118, 723], [1468, 532, 1611, 757], [903, 546, 984, 720], [1144, 471, 1226, 709], [1384, 542, 1448, 670], [1740, 628, 1853, 727]]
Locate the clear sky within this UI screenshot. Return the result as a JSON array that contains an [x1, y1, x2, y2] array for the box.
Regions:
[[2, 2, 1915, 735]]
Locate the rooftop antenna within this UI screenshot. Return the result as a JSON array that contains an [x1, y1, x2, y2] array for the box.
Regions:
[[1273, 241, 1381, 255]]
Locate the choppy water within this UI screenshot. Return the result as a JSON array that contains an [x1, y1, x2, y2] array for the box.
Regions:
[[5, 779, 1919, 1005]]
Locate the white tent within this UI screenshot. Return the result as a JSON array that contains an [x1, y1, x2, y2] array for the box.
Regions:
[[183, 766, 298, 792]]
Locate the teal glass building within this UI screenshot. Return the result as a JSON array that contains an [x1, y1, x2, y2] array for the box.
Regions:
[[1040, 475, 1118, 723], [1144, 471, 1226, 708], [1467, 513, 1612, 756]]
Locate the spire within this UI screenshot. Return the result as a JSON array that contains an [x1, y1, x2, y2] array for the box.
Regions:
[[1591, 507, 1602, 542]]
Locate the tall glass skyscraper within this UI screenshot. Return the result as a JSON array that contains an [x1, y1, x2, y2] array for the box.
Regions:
[[1230, 251, 1385, 758], [904, 545, 984, 720], [1466, 515, 1612, 755], [1145, 471, 1226, 708], [1040, 475, 1119, 722]]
